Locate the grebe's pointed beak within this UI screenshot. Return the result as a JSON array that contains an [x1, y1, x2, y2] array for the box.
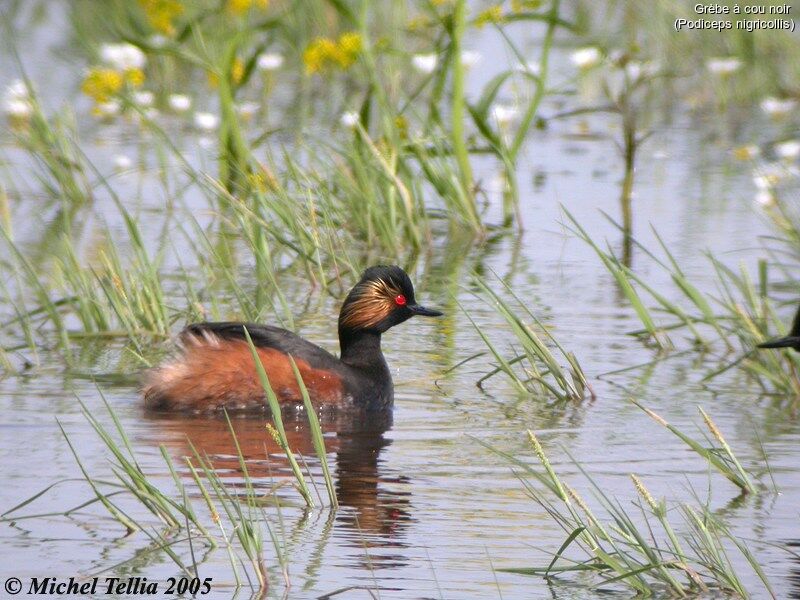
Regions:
[[758, 336, 800, 350], [408, 304, 443, 317]]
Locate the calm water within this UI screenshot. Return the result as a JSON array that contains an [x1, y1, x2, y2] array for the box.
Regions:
[[2, 3, 799, 599]]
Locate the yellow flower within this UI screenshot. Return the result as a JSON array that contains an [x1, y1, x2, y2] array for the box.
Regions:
[[207, 57, 245, 88], [225, 0, 268, 14], [226, 0, 254, 14], [303, 32, 363, 74], [733, 145, 759, 161], [475, 5, 504, 28], [337, 32, 362, 58], [81, 68, 124, 103], [303, 38, 338, 74], [138, 0, 184, 36], [125, 68, 145, 87], [227, 0, 249, 13], [232, 57, 245, 84]]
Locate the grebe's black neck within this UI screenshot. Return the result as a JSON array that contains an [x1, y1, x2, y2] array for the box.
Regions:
[[338, 328, 387, 370]]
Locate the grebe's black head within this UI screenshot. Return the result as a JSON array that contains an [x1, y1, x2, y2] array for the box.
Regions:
[[338, 265, 443, 335]]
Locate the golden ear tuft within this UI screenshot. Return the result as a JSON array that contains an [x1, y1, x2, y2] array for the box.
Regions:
[[340, 278, 403, 329]]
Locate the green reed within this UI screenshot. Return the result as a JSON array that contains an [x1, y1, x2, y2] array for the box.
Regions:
[[764, 195, 800, 254], [67, 0, 576, 240], [186, 424, 268, 591], [242, 327, 315, 507], [0, 0, 584, 359], [11, 83, 91, 210], [566, 209, 800, 394], [493, 430, 775, 598], [0, 203, 173, 359], [2, 395, 285, 594], [0, 227, 74, 365], [83, 394, 217, 537], [633, 401, 759, 495], [464, 274, 589, 402], [448, 0, 473, 205], [289, 357, 338, 509]]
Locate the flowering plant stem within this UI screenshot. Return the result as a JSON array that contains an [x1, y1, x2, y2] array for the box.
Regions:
[[218, 37, 252, 195], [449, 0, 475, 209], [508, 0, 559, 162]]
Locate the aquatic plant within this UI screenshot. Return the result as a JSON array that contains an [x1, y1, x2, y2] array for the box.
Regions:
[[565, 209, 800, 395], [243, 327, 313, 507], [633, 402, 760, 495], [464, 273, 590, 402], [493, 430, 775, 598], [0, 387, 340, 594]]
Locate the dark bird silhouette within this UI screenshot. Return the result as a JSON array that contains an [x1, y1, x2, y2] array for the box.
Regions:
[[143, 265, 442, 413], [758, 303, 800, 352]]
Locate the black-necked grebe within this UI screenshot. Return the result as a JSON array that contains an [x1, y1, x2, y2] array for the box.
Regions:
[[143, 265, 442, 412]]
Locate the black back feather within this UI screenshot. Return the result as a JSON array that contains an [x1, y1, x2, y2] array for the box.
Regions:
[[183, 322, 341, 368]]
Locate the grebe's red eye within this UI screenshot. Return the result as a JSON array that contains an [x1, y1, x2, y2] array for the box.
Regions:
[[394, 294, 407, 306]]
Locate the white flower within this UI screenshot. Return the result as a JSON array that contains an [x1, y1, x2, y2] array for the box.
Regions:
[[100, 43, 146, 71], [514, 60, 541, 76], [753, 174, 774, 190], [148, 34, 168, 49], [95, 100, 121, 117], [194, 111, 219, 131], [340, 111, 359, 128], [571, 47, 601, 69], [412, 53, 438, 74], [132, 90, 154, 106], [3, 80, 33, 119], [761, 97, 796, 117], [5, 79, 29, 101], [775, 140, 800, 160], [4, 98, 33, 119], [624, 61, 658, 80], [168, 94, 191, 112], [256, 53, 284, 71], [113, 155, 132, 170], [236, 102, 260, 120], [755, 190, 774, 206], [625, 62, 642, 80], [143, 107, 159, 120], [461, 50, 481, 69], [706, 57, 742, 75], [491, 104, 518, 127], [753, 163, 788, 190]]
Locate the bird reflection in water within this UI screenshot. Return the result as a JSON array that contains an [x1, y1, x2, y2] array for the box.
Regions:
[[789, 540, 800, 599], [143, 408, 413, 569]]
